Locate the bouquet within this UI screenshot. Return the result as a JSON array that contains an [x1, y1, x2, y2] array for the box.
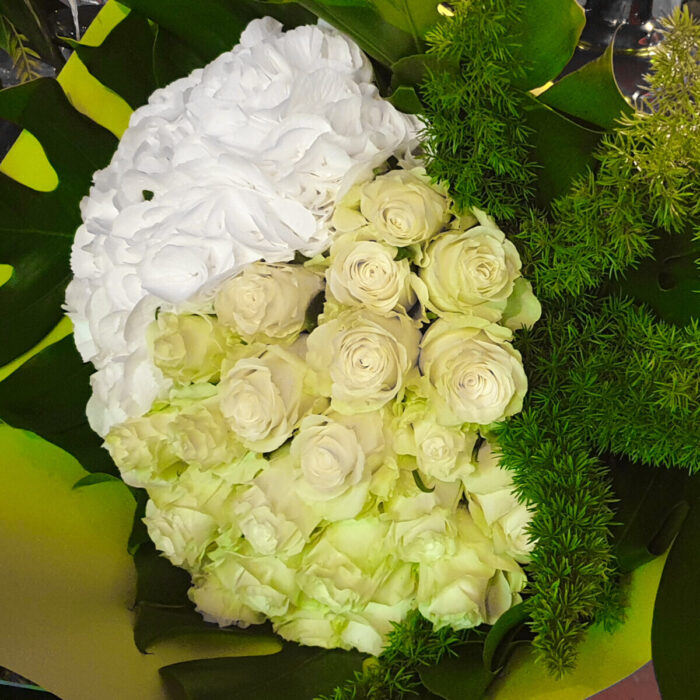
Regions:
[[0, 1, 698, 699]]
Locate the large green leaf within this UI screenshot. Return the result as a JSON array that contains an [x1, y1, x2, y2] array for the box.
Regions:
[[160, 643, 365, 699], [152, 24, 207, 89], [507, 0, 586, 92], [538, 40, 633, 131], [0, 0, 63, 68], [483, 603, 532, 673], [651, 476, 700, 700], [613, 231, 700, 327], [66, 11, 157, 110], [522, 95, 602, 206], [0, 336, 117, 475], [419, 642, 494, 700], [608, 455, 692, 574], [0, 78, 115, 364]]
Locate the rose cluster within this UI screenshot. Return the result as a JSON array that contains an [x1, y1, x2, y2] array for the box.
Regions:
[[104, 165, 540, 655]]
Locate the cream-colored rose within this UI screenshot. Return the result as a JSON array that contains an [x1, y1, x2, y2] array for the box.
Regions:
[[214, 262, 323, 343], [190, 544, 298, 627], [274, 600, 342, 650], [360, 168, 450, 246], [148, 312, 228, 384], [297, 518, 414, 614], [219, 343, 313, 452], [419, 213, 522, 321], [391, 510, 458, 563], [501, 277, 542, 330], [104, 411, 182, 488], [143, 496, 217, 570], [416, 508, 525, 629], [419, 319, 527, 426], [168, 399, 245, 469], [307, 308, 420, 413], [326, 235, 416, 314], [463, 441, 534, 562]]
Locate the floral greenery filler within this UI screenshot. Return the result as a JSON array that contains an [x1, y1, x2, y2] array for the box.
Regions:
[[0, 1, 698, 699]]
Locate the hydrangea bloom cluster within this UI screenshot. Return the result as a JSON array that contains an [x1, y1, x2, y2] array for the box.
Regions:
[[103, 163, 540, 655], [65, 17, 420, 437]]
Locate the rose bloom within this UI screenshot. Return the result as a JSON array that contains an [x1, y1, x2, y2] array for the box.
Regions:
[[214, 262, 323, 343], [148, 312, 228, 384], [419, 209, 522, 321], [306, 308, 420, 413], [218, 342, 314, 452], [325, 234, 415, 314], [359, 168, 450, 246], [419, 319, 527, 426]]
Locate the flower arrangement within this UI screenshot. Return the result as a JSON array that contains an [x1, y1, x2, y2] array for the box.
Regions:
[[0, 1, 698, 699]]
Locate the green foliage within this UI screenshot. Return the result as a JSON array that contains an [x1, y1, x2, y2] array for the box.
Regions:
[[0, 0, 63, 69], [0, 16, 43, 83], [420, 0, 537, 220], [319, 611, 477, 699]]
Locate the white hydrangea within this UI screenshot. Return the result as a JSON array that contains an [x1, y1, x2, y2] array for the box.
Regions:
[[66, 17, 420, 436]]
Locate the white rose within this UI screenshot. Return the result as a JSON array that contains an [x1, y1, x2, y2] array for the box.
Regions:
[[419, 318, 528, 426], [144, 496, 217, 570], [419, 211, 522, 321], [190, 545, 298, 627], [104, 411, 181, 488], [297, 518, 414, 613], [273, 600, 341, 649], [148, 311, 229, 384], [326, 235, 416, 314], [307, 309, 420, 414], [463, 441, 534, 562], [391, 509, 458, 563], [338, 600, 414, 656], [359, 168, 450, 246], [219, 343, 314, 452], [214, 262, 323, 343]]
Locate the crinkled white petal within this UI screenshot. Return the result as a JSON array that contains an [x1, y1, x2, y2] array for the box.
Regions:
[[66, 18, 420, 435]]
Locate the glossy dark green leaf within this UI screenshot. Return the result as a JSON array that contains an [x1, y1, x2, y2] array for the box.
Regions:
[[538, 40, 633, 130], [73, 472, 122, 489], [651, 477, 700, 700], [152, 25, 207, 89], [388, 85, 423, 114], [371, 0, 442, 45], [507, 0, 586, 91], [160, 643, 364, 700], [0, 337, 117, 475], [483, 602, 532, 673], [612, 231, 700, 327], [0, 0, 63, 68], [419, 642, 494, 700], [134, 603, 279, 653], [608, 455, 693, 573], [135, 541, 192, 607], [296, 0, 418, 66], [0, 680, 60, 698], [0, 78, 115, 363], [522, 95, 602, 206], [66, 12, 157, 110], [128, 487, 150, 555]]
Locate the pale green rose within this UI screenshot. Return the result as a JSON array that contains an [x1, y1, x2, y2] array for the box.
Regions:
[[307, 308, 420, 414], [231, 484, 307, 557], [419, 318, 527, 426], [104, 411, 182, 488], [360, 168, 450, 246], [463, 441, 534, 562], [273, 599, 343, 650], [338, 599, 414, 656], [390, 509, 458, 564], [143, 496, 217, 570], [189, 544, 298, 627], [326, 234, 416, 315], [416, 508, 525, 629], [219, 342, 315, 452], [214, 262, 323, 343], [419, 211, 522, 322], [148, 312, 228, 384], [331, 182, 367, 233], [381, 467, 462, 521], [501, 277, 542, 330], [167, 398, 246, 469], [297, 518, 414, 613], [393, 394, 477, 483]]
